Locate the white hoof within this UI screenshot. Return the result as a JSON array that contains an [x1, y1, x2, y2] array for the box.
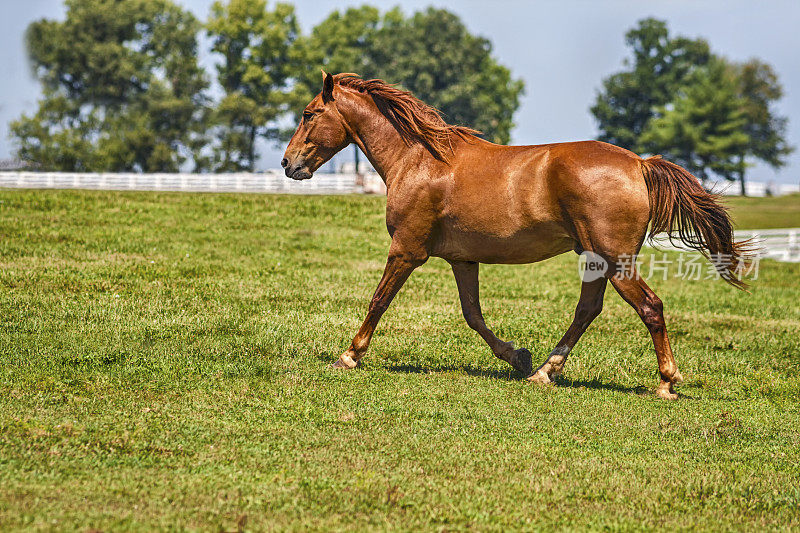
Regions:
[[527, 368, 552, 384]]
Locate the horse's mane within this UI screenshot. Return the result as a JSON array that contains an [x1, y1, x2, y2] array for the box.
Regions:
[[334, 74, 481, 162]]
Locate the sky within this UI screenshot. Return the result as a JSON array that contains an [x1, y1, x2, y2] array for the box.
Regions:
[[2, 0, 799, 184]]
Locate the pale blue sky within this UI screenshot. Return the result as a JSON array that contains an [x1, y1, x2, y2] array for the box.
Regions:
[[2, 0, 798, 184]]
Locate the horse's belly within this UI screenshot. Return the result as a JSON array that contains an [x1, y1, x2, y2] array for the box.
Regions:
[[431, 222, 575, 264]]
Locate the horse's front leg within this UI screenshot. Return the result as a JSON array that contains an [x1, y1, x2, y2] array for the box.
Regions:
[[332, 240, 427, 369], [450, 260, 533, 376]]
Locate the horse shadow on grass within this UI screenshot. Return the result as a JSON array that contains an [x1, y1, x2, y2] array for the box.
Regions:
[[386, 363, 519, 382], [386, 364, 697, 398], [546, 376, 696, 399], [314, 350, 697, 398]]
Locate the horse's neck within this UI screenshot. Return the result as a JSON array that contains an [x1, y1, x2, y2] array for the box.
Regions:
[[340, 94, 429, 187]]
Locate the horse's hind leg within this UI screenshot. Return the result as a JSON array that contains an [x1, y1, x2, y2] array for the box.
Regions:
[[609, 270, 683, 400], [529, 277, 607, 384], [450, 260, 533, 376]]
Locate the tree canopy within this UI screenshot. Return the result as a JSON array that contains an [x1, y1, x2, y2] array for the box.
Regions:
[[640, 59, 749, 183], [11, 5, 791, 185], [591, 18, 712, 153], [206, 0, 305, 171], [12, 0, 208, 172], [296, 7, 524, 144], [732, 59, 794, 192], [13, 1, 524, 171], [592, 18, 792, 191]]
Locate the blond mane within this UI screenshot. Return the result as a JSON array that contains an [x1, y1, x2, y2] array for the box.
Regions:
[[334, 74, 480, 162]]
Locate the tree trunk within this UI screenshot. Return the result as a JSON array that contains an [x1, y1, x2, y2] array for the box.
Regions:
[[247, 126, 257, 172], [353, 144, 360, 174], [738, 154, 746, 196]]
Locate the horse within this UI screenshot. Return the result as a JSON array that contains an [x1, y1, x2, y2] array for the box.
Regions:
[[281, 72, 750, 400]]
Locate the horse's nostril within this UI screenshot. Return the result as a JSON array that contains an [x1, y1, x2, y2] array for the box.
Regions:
[[281, 158, 289, 168]]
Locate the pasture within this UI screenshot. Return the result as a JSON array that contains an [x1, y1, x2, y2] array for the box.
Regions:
[[727, 193, 800, 229], [1, 189, 798, 531]]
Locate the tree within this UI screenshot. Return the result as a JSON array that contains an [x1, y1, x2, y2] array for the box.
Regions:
[[11, 0, 209, 172], [293, 6, 384, 172], [298, 6, 524, 144], [594, 18, 792, 192], [731, 59, 793, 195], [591, 18, 711, 152], [640, 59, 750, 183], [206, 0, 305, 171], [295, 5, 382, 91], [373, 8, 524, 144]]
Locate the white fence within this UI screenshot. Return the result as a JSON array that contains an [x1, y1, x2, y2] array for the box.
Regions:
[[649, 228, 800, 263], [715, 180, 800, 197], [0, 171, 386, 195], [2, 171, 797, 198]]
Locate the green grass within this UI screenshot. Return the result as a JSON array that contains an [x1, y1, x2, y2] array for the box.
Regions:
[[726, 192, 800, 229], [1, 189, 799, 531]]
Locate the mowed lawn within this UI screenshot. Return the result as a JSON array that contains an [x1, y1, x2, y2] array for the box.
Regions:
[[727, 192, 800, 229], [0, 189, 798, 531]]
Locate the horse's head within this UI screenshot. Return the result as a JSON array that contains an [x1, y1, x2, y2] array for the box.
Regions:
[[282, 71, 351, 180]]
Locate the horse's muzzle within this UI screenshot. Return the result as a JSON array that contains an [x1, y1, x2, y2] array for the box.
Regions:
[[286, 167, 313, 180], [283, 159, 313, 180]]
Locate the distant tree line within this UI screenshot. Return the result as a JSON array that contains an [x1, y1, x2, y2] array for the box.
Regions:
[[592, 18, 792, 195], [11, 5, 792, 194], [11, 0, 523, 173]]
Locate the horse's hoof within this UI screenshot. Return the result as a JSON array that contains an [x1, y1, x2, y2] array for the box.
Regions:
[[510, 348, 533, 377], [331, 355, 358, 370], [656, 382, 678, 400], [527, 368, 552, 385]]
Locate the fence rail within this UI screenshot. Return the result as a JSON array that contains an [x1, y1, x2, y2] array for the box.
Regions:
[[0, 171, 386, 195], [716, 180, 800, 197], [649, 228, 800, 263], [2, 170, 797, 196]]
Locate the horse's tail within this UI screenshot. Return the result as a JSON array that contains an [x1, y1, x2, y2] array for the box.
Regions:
[[640, 155, 754, 290]]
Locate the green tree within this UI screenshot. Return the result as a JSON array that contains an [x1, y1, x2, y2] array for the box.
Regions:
[[206, 0, 305, 171], [591, 18, 711, 152], [594, 18, 792, 192], [640, 60, 750, 183], [298, 6, 524, 144], [11, 0, 209, 172], [295, 5, 382, 92], [293, 5, 384, 172], [731, 59, 794, 195], [371, 8, 523, 144]]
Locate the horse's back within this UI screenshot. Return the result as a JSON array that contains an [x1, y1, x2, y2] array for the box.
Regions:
[[429, 139, 651, 263], [450, 138, 648, 226]]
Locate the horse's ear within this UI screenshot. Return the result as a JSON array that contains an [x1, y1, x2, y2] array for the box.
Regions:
[[321, 70, 335, 103]]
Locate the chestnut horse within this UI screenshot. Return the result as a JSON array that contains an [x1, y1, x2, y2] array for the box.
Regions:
[[282, 73, 749, 399]]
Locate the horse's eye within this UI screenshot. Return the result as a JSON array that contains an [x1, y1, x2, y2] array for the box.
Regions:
[[303, 112, 314, 121]]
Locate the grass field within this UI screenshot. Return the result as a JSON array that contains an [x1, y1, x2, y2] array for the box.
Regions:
[[726, 193, 800, 229], [1, 189, 799, 531]]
